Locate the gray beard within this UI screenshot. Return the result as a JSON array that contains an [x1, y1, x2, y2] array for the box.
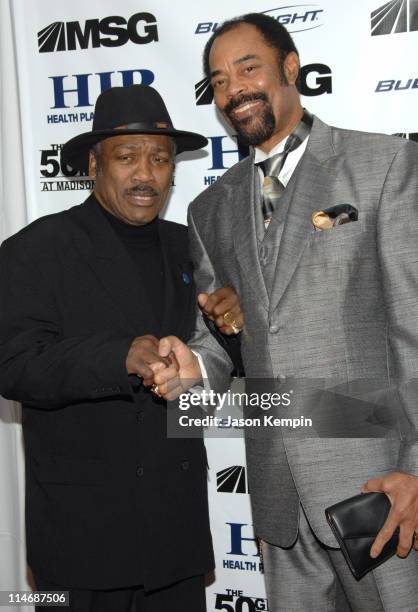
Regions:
[[229, 105, 276, 147]]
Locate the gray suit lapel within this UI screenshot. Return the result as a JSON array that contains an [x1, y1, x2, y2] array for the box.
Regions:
[[269, 118, 339, 317], [232, 156, 269, 311]]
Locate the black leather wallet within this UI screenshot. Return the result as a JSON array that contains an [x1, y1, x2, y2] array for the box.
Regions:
[[325, 492, 399, 580]]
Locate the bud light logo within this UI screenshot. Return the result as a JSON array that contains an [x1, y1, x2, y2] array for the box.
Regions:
[[195, 4, 325, 35], [262, 4, 325, 33], [375, 77, 418, 92]]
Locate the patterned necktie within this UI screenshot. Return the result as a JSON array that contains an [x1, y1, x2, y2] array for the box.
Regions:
[[256, 110, 313, 228]]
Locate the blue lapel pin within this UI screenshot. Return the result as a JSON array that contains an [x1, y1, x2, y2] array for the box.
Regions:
[[182, 272, 191, 285]]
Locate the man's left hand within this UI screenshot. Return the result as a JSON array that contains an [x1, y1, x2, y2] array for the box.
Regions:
[[362, 471, 418, 558], [199, 286, 243, 335]]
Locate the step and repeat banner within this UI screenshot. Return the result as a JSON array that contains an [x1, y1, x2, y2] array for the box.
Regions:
[[9, 0, 418, 609]]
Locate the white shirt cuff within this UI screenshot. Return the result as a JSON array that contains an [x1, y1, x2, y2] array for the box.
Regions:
[[191, 350, 211, 393]]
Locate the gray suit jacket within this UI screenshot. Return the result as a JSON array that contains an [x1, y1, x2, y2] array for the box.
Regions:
[[188, 116, 418, 548]]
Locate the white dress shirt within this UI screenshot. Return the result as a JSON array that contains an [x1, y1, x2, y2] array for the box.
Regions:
[[254, 133, 309, 189]]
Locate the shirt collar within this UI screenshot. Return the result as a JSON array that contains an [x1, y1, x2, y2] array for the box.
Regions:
[[254, 139, 286, 164], [253, 108, 313, 164]]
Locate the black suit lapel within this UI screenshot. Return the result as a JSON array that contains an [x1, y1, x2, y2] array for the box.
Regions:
[[158, 222, 195, 341], [68, 194, 159, 336]]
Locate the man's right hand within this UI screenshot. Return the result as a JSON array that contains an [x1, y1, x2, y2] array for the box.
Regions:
[[126, 335, 171, 386], [199, 285, 244, 335], [150, 336, 202, 400]]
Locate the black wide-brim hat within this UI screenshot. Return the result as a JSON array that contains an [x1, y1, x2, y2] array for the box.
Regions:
[[61, 85, 208, 172]]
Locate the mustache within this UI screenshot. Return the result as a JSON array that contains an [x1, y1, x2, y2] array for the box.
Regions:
[[224, 92, 268, 116], [125, 184, 160, 197]]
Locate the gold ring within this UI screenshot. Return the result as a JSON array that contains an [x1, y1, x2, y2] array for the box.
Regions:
[[223, 310, 238, 327], [151, 384, 161, 397], [231, 323, 242, 334]]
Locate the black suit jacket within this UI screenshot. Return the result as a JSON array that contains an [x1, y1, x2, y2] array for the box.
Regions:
[[0, 195, 214, 590]]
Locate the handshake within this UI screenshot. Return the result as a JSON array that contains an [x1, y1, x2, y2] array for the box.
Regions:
[[125, 286, 243, 400]]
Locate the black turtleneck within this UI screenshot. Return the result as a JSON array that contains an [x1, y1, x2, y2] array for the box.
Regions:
[[99, 204, 164, 326]]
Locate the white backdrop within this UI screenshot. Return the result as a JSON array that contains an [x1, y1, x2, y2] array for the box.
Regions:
[[0, 1, 30, 611], [1, 0, 417, 610]]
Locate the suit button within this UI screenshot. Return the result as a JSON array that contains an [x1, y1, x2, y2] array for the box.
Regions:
[[136, 466, 144, 477], [136, 410, 144, 423], [181, 460, 189, 470], [269, 324, 279, 334]]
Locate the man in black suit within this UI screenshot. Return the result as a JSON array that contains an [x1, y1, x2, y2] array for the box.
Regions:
[[0, 85, 242, 612]]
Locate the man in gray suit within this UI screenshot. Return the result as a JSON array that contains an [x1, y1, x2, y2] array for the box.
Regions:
[[151, 13, 418, 611]]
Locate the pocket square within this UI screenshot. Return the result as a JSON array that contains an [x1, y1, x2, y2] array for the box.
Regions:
[[311, 204, 358, 231]]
